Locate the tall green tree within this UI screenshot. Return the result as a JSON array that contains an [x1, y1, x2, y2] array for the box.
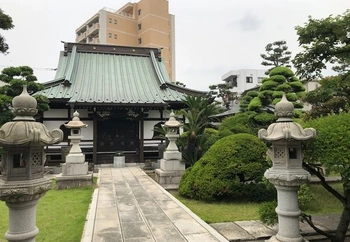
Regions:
[[208, 83, 234, 109], [0, 9, 14, 54], [0, 66, 49, 125], [302, 73, 350, 120], [178, 95, 221, 166], [260, 40, 292, 73], [242, 66, 305, 113], [302, 112, 350, 242], [293, 10, 350, 81]]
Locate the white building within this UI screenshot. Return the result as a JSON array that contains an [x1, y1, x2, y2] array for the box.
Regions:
[[222, 69, 268, 95]]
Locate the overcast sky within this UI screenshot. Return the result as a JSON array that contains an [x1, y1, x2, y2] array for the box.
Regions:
[[0, 0, 349, 91]]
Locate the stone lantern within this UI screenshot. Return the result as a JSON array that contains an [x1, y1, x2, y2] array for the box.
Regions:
[[155, 111, 184, 186], [0, 86, 63, 242], [57, 111, 91, 189], [258, 94, 316, 242]]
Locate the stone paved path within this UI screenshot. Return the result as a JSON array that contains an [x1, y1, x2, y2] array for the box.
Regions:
[[81, 166, 228, 242]]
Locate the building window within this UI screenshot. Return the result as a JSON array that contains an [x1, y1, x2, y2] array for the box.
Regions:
[[138, 23, 142, 30], [138, 9, 141, 15], [109, 18, 112, 23], [109, 33, 112, 38], [114, 34, 117, 39], [257, 77, 264, 83], [138, 38, 142, 44], [114, 19, 117, 24], [246, 76, 253, 83]]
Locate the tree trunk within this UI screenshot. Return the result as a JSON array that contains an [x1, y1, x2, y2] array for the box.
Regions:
[[332, 182, 350, 242]]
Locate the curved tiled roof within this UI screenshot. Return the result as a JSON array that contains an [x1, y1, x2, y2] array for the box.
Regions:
[[38, 43, 206, 107]]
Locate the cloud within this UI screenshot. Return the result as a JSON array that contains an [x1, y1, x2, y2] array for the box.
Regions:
[[228, 12, 263, 32]]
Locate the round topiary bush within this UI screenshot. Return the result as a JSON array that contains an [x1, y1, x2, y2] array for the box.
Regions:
[[178, 133, 271, 202]]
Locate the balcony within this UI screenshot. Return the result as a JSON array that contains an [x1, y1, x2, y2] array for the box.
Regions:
[[88, 37, 100, 44], [76, 32, 87, 43], [87, 23, 100, 37]]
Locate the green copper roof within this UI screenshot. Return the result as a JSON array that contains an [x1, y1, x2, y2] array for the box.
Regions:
[[38, 42, 205, 107]]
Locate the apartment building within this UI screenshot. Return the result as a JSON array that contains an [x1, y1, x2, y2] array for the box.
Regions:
[[75, 0, 175, 81], [222, 69, 268, 95]]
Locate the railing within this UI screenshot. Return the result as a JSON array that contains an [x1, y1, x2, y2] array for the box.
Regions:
[[87, 23, 100, 36], [76, 32, 87, 42], [101, 7, 134, 19]]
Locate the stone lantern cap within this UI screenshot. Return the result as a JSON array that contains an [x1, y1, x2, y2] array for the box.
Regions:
[[0, 86, 63, 146], [64, 111, 87, 129], [163, 111, 181, 128], [258, 94, 316, 142]]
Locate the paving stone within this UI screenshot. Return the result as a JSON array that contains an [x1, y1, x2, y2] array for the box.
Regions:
[[117, 201, 137, 212], [97, 199, 115, 208], [150, 226, 187, 242], [138, 203, 163, 215], [163, 207, 193, 220], [210, 222, 255, 241], [94, 219, 120, 233], [125, 238, 155, 242], [173, 218, 208, 235], [119, 210, 143, 223], [235, 220, 275, 239], [185, 232, 224, 242], [93, 231, 123, 242], [122, 221, 151, 240], [156, 199, 180, 209], [130, 187, 149, 198], [95, 207, 119, 220], [145, 213, 172, 227]]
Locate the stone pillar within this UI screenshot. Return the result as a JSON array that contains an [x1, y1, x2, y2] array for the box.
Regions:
[[57, 111, 92, 189], [155, 111, 185, 186], [258, 94, 316, 242], [0, 85, 63, 241]]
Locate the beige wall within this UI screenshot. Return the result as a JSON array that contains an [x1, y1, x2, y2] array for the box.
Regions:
[[75, 0, 174, 81]]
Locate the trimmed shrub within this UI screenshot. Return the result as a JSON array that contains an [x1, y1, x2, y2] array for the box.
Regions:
[[272, 90, 284, 98], [260, 80, 278, 91], [276, 83, 292, 92], [270, 75, 287, 84], [289, 81, 306, 92], [254, 112, 277, 125], [248, 97, 262, 112], [269, 66, 295, 78], [286, 92, 298, 102], [202, 128, 220, 153], [178, 133, 270, 202]]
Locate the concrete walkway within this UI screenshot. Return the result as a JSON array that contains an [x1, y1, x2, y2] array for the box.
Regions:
[[81, 166, 228, 242], [81, 166, 348, 242]]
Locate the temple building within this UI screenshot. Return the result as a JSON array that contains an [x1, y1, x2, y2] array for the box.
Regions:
[[37, 42, 205, 165]]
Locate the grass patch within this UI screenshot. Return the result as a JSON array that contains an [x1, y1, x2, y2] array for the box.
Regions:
[[171, 182, 344, 223], [0, 179, 96, 242]]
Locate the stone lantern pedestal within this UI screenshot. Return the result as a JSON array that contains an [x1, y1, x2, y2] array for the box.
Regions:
[[56, 111, 92, 189], [0, 86, 63, 241], [155, 112, 185, 186], [258, 94, 316, 242]]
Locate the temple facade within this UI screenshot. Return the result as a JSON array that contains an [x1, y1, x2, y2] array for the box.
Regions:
[[37, 42, 205, 164]]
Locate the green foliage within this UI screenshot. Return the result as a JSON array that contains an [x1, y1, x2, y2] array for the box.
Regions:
[[303, 112, 350, 178], [276, 83, 291, 92], [293, 10, 350, 81], [260, 40, 292, 73], [302, 73, 350, 120], [218, 112, 258, 137], [202, 128, 220, 154], [269, 66, 295, 78], [259, 80, 278, 91], [241, 66, 304, 114], [0, 9, 14, 54], [179, 133, 271, 202], [248, 97, 262, 112], [0, 66, 48, 125], [179, 95, 221, 166], [208, 83, 235, 109], [259, 184, 315, 226], [259, 201, 278, 226], [253, 112, 277, 126]]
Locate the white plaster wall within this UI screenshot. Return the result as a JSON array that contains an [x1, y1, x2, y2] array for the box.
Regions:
[[44, 109, 68, 118], [43, 121, 64, 131], [144, 120, 159, 139], [147, 110, 162, 119], [222, 69, 267, 94]]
